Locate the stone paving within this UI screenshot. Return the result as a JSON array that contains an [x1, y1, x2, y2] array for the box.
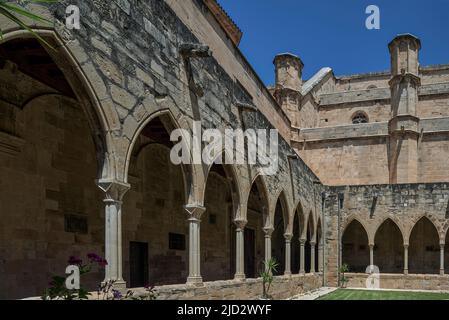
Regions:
[[289, 287, 339, 300]]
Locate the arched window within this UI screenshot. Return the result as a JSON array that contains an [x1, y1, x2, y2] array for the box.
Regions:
[[352, 112, 369, 124]]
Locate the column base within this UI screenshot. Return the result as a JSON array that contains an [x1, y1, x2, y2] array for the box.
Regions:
[[404, 270, 409, 276], [440, 270, 445, 276], [284, 271, 292, 277], [187, 276, 203, 286], [102, 279, 127, 290], [234, 273, 246, 281]]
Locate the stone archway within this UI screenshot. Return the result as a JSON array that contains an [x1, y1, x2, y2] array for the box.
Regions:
[[0, 35, 110, 299], [123, 114, 188, 287], [374, 218, 404, 274], [315, 218, 322, 272], [409, 217, 440, 274], [342, 220, 369, 272], [291, 202, 305, 274], [305, 213, 314, 273], [245, 175, 269, 278], [272, 192, 288, 275], [202, 163, 240, 282]]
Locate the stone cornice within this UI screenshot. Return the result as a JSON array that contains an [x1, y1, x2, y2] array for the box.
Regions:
[[318, 82, 449, 107], [292, 117, 449, 144]]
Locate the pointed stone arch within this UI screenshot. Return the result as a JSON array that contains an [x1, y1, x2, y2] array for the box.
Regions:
[[245, 173, 270, 278], [273, 190, 290, 233], [293, 199, 307, 239], [374, 216, 406, 245], [374, 218, 405, 273], [343, 216, 373, 245], [342, 219, 370, 272], [272, 190, 290, 274], [408, 216, 440, 274], [124, 108, 199, 205], [0, 29, 119, 181], [405, 214, 442, 245], [203, 151, 243, 221], [248, 173, 270, 226]]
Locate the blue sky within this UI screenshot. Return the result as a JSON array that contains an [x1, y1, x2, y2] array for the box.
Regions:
[[219, 0, 449, 84]]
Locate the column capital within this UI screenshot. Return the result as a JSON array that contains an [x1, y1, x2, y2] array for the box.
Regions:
[[96, 179, 130, 202], [404, 244, 409, 249], [184, 204, 206, 221], [299, 239, 306, 245], [440, 243, 445, 250], [234, 219, 247, 230], [310, 241, 316, 247], [263, 227, 274, 237], [284, 233, 293, 241]]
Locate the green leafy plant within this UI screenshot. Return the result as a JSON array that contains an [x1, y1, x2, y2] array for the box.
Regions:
[[339, 263, 350, 288], [43, 253, 159, 300], [42, 253, 107, 300], [0, 0, 58, 48], [260, 258, 278, 300]]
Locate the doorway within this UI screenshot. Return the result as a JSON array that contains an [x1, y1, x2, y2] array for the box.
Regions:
[[129, 241, 149, 288]]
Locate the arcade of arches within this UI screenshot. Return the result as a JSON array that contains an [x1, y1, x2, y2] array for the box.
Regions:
[[342, 217, 449, 275], [2, 11, 449, 300], [0, 37, 320, 299]]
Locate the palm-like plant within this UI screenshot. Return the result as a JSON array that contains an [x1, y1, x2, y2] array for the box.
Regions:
[[0, 0, 58, 47], [260, 258, 279, 299]]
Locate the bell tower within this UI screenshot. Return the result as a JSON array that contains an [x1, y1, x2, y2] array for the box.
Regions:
[[273, 53, 303, 127], [388, 34, 421, 184]]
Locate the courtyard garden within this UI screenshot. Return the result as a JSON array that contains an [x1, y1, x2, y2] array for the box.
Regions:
[[318, 289, 449, 300]]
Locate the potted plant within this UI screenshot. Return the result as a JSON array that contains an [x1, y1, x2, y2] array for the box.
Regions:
[[259, 258, 278, 300], [339, 263, 350, 288]]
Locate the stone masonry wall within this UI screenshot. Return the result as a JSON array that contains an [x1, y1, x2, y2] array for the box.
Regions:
[[0, 92, 103, 299], [345, 273, 449, 291], [146, 274, 322, 300], [324, 183, 449, 287]]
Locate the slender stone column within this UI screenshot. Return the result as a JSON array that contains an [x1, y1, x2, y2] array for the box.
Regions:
[[234, 219, 247, 280], [185, 204, 206, 285], [97, 180, 130, 289], [404, 244, 409, 275], [284, 233, 293, 276], [440, 244, 445, 276], [299, 239, 306, 274], [318, 243, 324, 273], [310, 241, 316, 274], [263, 227, 274, 263], [369, 244, 374, 268]]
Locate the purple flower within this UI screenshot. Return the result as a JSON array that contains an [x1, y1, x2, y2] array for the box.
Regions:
[[98, 258, 108, 267], [112, 289, 122, 300], [68, 256, 83, 265], [87, 253, 108, 267]]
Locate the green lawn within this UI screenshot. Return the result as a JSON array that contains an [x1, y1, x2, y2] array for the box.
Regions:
[[318, 289, 449, 300]]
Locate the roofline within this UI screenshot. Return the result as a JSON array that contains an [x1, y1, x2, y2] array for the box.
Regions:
[[202, 0, 243, 46]]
